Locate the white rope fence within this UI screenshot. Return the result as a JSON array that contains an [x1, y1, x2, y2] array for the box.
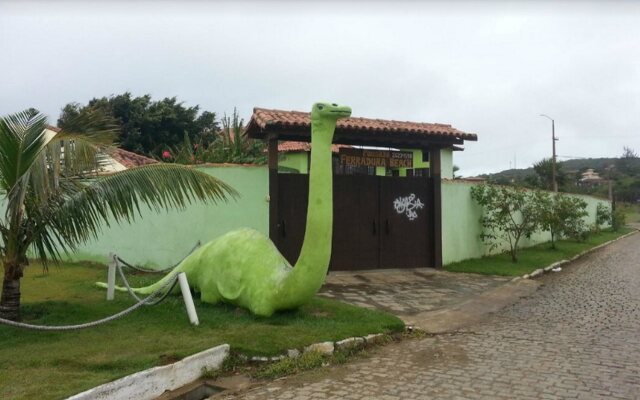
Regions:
[[0, 273, 179, 331], [114, 241, 201, 274], [0, 242, 202, 330]]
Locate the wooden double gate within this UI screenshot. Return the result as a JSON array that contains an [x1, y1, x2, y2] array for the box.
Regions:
[[274, 174, 433, 271]]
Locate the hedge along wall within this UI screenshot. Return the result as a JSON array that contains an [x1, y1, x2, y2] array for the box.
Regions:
[[441, 180, 612, 265], [67, 165, 269, 268]]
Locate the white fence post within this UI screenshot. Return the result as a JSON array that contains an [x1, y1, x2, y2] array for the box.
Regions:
[[178, 272, 199, 326], [107, 253, 117, 301]]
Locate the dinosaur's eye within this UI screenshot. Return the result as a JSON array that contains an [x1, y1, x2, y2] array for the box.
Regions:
[[317, 105, 324, 110], [332, 103, 338, 106]]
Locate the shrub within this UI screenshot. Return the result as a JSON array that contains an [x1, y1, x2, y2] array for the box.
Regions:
[[595, 203, 612, 232], [471, 184, 546, 262], [612, 208, 626, 231], [538, 193, 589, 248]]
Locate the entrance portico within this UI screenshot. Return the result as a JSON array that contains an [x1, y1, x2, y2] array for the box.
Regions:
[[246, 107, 477, 270]]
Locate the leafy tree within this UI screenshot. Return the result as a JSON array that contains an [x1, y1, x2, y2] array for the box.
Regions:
[[538, 193, 588, 248], [623, 147, 639, 157], [532, 158, 567, 190], [0, 109, 236, 321], [471, 184, 546, 262], [612, 147, 640, 202], [617, 146, 639, 174], [58, 93, 219, 158], [489, 175, 513, 186], [453, 165, 460, 179], [167, 109, 267, 165], [612, 208, 626, 231], [595, 203, 612, 232], [215, 108, 266, 164], [616, 178, 640, 203]]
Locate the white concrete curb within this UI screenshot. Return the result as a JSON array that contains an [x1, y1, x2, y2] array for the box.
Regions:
[[66, 344, 229, 400], [514, 229, 639, 282]]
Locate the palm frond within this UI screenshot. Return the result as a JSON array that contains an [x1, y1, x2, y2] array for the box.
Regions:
[[55, 109, 118, 147], [42, 164, 238, 256], [1, 108, 237, 270], [0, 109, 49, 192], [52, 110, 119, 177]]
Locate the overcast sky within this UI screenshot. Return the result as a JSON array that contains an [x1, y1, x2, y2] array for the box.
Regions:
[[1, 1, 639, 176]]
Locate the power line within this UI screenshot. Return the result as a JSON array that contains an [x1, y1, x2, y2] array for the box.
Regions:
[[461, 139, 548, 158]]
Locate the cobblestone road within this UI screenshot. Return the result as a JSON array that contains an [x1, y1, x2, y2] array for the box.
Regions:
[[227, 233, 640, 399]]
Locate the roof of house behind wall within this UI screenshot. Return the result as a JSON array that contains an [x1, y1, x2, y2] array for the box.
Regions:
[[110, 148, 158, 169], [246, 108, 477, 147]]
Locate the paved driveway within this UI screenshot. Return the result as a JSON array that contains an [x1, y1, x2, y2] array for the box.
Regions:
[[319, 268, 510, 316], [226, 232, 640, 399]]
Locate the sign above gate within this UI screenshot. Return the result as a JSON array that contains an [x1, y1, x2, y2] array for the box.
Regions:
[[338, 148, 413, 168]]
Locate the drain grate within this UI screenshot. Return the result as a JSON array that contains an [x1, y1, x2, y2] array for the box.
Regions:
[[161, 382, 224, 400]]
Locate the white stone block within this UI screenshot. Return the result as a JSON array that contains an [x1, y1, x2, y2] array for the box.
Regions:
[[304, 341, 334, 355], [335, 337, 365, 351], [364, 333, 385, 345], [287, 349, 300, 358]]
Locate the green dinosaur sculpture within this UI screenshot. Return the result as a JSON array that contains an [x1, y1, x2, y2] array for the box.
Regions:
[[101, 102, 351, 316]]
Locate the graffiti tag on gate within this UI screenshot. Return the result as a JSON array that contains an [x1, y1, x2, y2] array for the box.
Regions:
[[393, 193, 424, 221]]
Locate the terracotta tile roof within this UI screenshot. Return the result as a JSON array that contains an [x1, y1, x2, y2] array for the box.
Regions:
[[278, 141, 351, 153], [247, 108, 477, 142], [110, 148, 159, 168], [44, 126, 158, 169]]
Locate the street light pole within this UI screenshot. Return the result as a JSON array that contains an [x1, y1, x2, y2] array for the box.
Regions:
[[540, 114, 559, 192], [606, 164, 614, 202]]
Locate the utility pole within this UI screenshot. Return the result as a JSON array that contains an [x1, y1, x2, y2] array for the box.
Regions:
[[540, 114, 559, 192], [607, 164, 614, 202]]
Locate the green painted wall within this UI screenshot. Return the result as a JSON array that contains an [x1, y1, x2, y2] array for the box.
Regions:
[[68, 165, 269, 268], [441, 181, 612, 265], [395, 149, 430, 177], [441, 149, 454, 179], [5, 161, 610, 270], [279, 152, 308, 173]]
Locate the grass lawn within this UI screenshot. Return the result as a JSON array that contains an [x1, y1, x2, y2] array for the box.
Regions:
[[445, 228, 635, 277], [619, 202, 640, 224], [0, 263, 404, 400]]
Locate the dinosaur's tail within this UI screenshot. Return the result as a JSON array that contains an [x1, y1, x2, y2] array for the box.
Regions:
[[94, 267, 182, 296]]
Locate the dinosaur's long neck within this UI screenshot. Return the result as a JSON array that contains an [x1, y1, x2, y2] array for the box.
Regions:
[[279, 117, 335, 305]]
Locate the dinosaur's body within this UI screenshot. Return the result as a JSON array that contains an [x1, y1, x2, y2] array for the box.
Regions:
[[101, 102, 351, 316]]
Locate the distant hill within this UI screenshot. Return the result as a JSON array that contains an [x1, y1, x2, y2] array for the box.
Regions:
[[480, 157, 625, 181], [479, 156, 640, 202]]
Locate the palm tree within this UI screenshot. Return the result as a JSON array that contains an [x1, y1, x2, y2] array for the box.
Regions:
[[0, 109, 236, 321]]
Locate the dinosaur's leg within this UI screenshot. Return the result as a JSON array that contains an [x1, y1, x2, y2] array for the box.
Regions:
[[249, 301, 276, 317], [199, 288, 222, 304]]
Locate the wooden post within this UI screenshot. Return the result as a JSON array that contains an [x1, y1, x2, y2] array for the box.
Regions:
[[429, 147, 443, 268], [107, 253, 116, 301], [268, 137, 279, 245]]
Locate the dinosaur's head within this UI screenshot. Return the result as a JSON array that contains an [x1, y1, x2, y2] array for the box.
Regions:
[[310, 102, 352, 121]]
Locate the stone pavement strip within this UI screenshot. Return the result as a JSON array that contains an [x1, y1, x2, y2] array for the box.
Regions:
[[223, 232, 640, 399]]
